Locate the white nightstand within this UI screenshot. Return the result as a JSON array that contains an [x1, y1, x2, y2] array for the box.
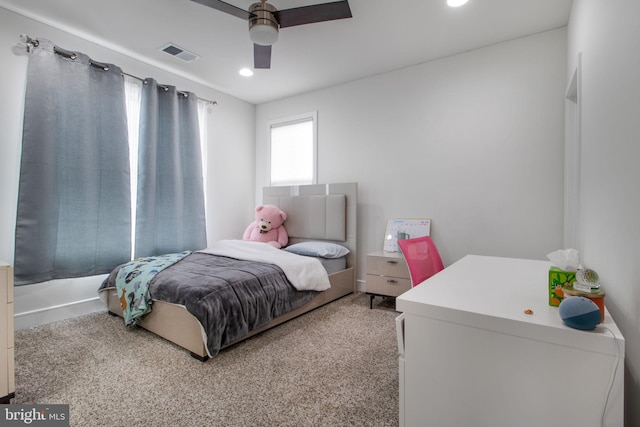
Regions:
[[365, 251, 411, 308]]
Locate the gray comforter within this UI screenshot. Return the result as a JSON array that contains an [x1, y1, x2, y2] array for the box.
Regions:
[[99, 252, 317, 357]]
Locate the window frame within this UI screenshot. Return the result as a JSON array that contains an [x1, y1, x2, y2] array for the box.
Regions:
[[267, 111, 318, 187]]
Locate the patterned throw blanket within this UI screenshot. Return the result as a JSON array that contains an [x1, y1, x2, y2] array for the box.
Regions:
[[115, 251, 191, 326]]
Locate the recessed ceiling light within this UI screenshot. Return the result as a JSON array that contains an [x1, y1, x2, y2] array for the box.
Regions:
[[239, 68, 254, 77], [447, 0, 469, 7]]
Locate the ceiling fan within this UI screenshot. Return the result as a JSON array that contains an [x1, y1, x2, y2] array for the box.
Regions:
[[191, 0, 352, 69]]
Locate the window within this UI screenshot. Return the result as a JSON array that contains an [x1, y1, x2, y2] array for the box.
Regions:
[[269, 112, 317, 186], [123, 75, 142, 258]]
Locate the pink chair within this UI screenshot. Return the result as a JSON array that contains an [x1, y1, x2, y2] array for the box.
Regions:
[[398, 236, 444, 287]]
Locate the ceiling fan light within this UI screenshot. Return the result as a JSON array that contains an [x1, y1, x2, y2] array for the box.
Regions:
[[249, 1, 279, 46], [249, 24, 279, 46]]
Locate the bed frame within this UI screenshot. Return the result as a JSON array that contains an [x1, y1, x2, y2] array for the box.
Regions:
[[102, 182, 357, 361]]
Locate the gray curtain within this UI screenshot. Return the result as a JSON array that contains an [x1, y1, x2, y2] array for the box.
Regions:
[[134, 79, 207, 258], [14, 39, 131, 285]]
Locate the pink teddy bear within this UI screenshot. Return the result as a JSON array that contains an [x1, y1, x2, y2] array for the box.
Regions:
[[242, 205, 289, 249]]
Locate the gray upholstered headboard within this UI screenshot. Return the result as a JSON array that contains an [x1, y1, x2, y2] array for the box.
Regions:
[[263, 183, 357, 269], [270, 195, 346, 241]]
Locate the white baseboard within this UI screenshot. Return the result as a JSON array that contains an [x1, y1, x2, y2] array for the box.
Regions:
[[14, 297, 104, 330]]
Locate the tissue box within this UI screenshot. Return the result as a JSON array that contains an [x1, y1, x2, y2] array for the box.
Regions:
[[549, 267, 577, 306]]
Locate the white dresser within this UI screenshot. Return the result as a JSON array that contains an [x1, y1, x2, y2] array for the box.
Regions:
[[0, 262, 15, 403], [396, 255, 624, 427]]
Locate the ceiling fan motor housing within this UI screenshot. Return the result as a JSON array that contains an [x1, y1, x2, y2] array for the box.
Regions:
[[249, 1, 279, 46]]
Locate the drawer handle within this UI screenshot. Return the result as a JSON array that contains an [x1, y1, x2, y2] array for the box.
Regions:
[[386, 260, 398, 265], [386, 279, 398, 284]]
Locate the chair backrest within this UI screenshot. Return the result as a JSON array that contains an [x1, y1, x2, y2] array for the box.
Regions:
[[398, 236, 444, 287]]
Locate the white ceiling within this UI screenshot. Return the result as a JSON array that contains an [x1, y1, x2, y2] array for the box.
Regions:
[[1, 0, 573, 105]]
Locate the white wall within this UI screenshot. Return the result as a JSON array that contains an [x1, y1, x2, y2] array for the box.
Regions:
[[0, 8, 256, 328], [568, 1, 640, 425], [256, 29, 567, 287]]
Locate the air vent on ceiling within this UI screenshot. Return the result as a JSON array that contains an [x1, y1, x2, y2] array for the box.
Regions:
[[160, 43, 200, 62]]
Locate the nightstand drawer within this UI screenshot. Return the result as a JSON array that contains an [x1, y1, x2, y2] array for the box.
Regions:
[[367, 255, 410, 278], [366, 274, 411, 297]]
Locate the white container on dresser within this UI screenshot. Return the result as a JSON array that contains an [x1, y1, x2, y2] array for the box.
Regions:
[[0, 261, 15, 403], [396, 255, 624, 427], [365, 251, 411, 308]]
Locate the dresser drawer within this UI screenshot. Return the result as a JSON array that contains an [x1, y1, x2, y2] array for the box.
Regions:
[[0, 263, 13, 400], [367, 255, 410, 278], [366, 274, 411, 297]]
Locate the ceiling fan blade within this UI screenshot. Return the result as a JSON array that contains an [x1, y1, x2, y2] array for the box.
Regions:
[[275, 0, 352, 28], [254, 44, 272, 69], [190, 0, 250, 20]]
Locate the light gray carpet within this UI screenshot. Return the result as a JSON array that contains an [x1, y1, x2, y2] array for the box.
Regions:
[[14, 293, 400, 427]]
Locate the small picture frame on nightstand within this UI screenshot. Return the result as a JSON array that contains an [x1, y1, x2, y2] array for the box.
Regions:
[[383, 218, 431, 252]]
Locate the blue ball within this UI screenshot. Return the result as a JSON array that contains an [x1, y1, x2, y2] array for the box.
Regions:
[[559, 296, 601, 330]]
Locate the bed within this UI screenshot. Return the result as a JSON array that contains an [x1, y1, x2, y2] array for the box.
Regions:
[[98, 182, 357, 361]]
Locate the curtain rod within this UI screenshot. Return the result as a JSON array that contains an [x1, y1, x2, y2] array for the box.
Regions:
[[121, 72, 217, 106], [20, 34, 218, 106]]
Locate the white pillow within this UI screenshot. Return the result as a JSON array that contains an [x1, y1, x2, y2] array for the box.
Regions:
[[284, 242, 350, 259]]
